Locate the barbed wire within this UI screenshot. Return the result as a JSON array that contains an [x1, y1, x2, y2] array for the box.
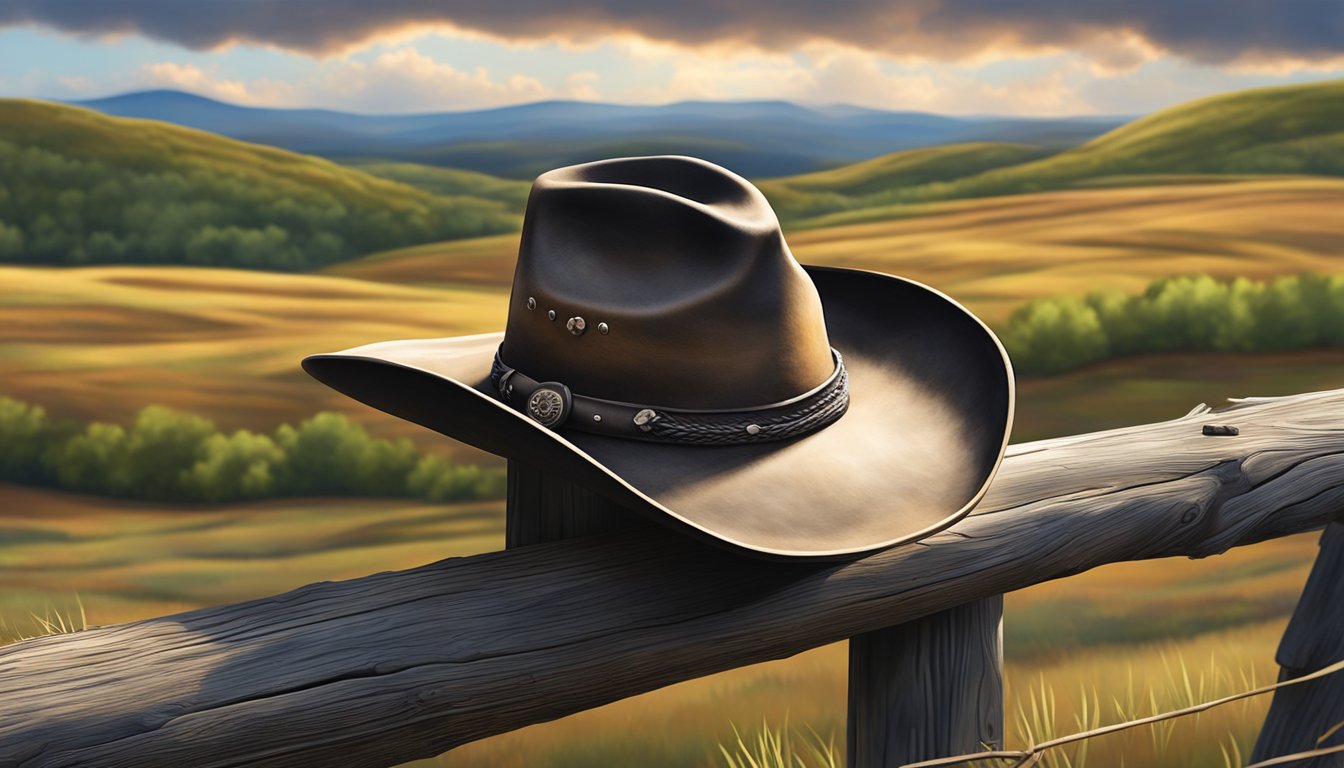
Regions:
[[899, 657, 1344, 768]]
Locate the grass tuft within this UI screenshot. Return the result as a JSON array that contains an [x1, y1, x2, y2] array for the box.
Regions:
[[2, 594, 88, 643], [718, 717, 839, 768]]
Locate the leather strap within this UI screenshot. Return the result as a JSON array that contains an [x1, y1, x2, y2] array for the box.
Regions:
[[489, 346, 849, 445]]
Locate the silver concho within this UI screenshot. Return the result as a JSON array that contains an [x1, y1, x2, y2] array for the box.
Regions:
[[633, 408, 659, 432], [527, 385, 569, 427]]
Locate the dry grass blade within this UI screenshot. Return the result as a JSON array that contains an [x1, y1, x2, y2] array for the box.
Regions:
[[900, 657, 1344, 768], [11, 595, 88, 642], [1318, 719, 1344, 747], [1219, 732, 1243, 768], [718, 716, 839, 768]]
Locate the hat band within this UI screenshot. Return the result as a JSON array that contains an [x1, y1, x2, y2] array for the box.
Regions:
[[489, 346, 849, 445]]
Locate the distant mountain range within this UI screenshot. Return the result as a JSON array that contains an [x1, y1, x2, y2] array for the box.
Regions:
[[73, 90, 1125, 179]]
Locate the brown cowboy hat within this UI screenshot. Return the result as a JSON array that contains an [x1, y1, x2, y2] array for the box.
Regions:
[[303, 156, 1013, 560]]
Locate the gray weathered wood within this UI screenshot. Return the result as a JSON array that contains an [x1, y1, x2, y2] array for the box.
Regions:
[[1251, 521, 1344, 765], [848, 597, 1004, 766], [511, 455, 1009, 768], [3, 389, 1344, 768]]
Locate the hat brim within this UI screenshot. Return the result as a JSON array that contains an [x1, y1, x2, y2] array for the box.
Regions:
[[302, 266, 1014, 560]]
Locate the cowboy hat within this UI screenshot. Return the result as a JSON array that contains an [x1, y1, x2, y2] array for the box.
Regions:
[[303, 155, 1013, 560]]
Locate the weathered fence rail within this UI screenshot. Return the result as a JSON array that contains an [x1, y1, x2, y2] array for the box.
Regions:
[[3, 389, 1344, 767]]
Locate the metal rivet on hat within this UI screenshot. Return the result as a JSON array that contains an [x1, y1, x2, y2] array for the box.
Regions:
[[598, 322, 609, 335], [547, 310, 557, 321], [592, 414, 602, 422], [567, 316, 587, 335], [633, 408, 659, 432], [526, 297, 536, 310], [746, 424, 761, 435]]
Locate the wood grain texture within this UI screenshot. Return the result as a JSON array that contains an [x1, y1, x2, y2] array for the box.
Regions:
[[505, 459, 646, 547], [848, 597, 1004, 767], [1251, 521, 1344, 765], [3, 389, 1344, 768]]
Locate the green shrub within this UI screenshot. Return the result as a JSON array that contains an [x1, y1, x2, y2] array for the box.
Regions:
[[1001, 298, 1109, 375], [274, 413, 420, 497], [0, 396, 54, 482], [1004, 272, 1344, 376], [407, 455, 508, 502], [181, 430, 285, 502], [0, 397, 504, 504]]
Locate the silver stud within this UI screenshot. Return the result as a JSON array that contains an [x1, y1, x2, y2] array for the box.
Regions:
[[526, 297, 536, 310], [633, 408, 659, 432], [598, 322, 609, 335], [592, 414, 602, 422], [566, 316, 587, 335], [745, 424, 761, 435], [547, 310, 557, 321]]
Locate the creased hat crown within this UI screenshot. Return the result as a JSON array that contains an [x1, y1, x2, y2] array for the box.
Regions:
[[500, 155, 835, 410]]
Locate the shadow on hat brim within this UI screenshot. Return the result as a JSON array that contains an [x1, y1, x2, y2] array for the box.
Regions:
[[302, 266, 1014, 560]]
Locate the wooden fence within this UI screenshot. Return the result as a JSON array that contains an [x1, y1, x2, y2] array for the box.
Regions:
[[2, 389, 1343, 767]]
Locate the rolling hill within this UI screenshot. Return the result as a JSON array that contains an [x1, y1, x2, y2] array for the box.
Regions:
[[0, 100, 520, 270], [767, 78, 1344, 226], [75, 90, 1124, 179], [328, 177, 1344, 325], [351, 162, 529, 212], [757, 142, 1046, 222], [8, 77, 1344, 269]]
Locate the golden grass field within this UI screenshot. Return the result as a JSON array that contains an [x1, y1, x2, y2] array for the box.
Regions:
[[333, 177, 1344, 325], [0, 264, 506, 456], [3, 177, 1344, 766], [5, 177, 1342, 443]]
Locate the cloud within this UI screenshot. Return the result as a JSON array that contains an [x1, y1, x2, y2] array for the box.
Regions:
[[1, 0, 1341, 72], [315, 47, 550, 111], [129, 48, 594, 112], [605, 42, 1094, 116], [139, 62, 270, 104]]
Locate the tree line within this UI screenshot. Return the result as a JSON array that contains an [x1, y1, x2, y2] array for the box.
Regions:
[[0, 396, 504, 504], [0, 106, 522, 271], [1003, 273, 1344, 375]]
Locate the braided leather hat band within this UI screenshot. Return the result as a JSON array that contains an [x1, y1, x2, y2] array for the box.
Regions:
[[489, 345, 849, 445]]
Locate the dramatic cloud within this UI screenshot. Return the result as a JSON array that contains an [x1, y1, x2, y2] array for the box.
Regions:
[[127, 48, 588, 111], [622, 41, 1094, 115], [1, 0, 1340, 69]]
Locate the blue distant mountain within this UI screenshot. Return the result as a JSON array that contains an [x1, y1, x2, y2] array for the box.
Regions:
[[74, 90, 1126, 179]]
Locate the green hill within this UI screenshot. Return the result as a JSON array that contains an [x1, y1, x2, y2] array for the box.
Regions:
[[0, 100, 521, 270], [758, 142, 1046, 223], [781, 78, 1344, 227], [940, 79, 1344, 197], [350, 162, 530, 212]]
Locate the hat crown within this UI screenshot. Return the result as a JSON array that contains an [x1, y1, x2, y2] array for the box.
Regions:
[[501, 156, 835, 410]]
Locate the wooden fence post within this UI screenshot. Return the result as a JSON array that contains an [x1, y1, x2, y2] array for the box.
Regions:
[[848, 597, 1005, 767], [505, 459, 647, 548], [1251, 521, 1344, 764], [510, 457, 1006, 768]]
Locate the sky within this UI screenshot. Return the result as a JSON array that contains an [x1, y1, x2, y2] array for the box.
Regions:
[[1, 1, 1342, 116]]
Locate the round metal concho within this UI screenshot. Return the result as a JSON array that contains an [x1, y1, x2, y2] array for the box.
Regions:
[[526, 383, 571, 428]]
